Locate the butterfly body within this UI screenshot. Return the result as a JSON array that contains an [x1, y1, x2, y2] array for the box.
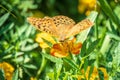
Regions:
[[27, 15, 93, 41]]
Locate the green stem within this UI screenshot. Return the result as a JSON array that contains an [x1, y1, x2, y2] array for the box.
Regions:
[[79, 59, 84, 70], [94, 19, 98, 39], [36, 50, 47, 79], [0, 5, 16, 18], [79, 51, 95, 70]]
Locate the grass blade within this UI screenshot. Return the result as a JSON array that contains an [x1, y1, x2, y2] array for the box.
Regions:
[[63, 58, 78, 70], [98, 0, 120, 30], [0, 13, 10, 27], [12, 69, 18, 80]]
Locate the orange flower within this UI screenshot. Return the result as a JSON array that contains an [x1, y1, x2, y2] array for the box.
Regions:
[[78, 66, 109, 80], [50, 42, 69, 58], [50, 38, 82, 58], [0, 62, 14, 80]]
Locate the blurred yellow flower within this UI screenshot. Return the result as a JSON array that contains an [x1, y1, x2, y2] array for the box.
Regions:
[[78, 66, 108, 80], [99, 67, 109, 80], [0, 62, 14, 80], [35, 32, 56, 48], [30, 77, 37, 80], [78, 0, 96, 16]]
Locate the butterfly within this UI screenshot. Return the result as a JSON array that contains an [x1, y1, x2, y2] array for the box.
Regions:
[[27, 16, 93, 57], [27, 16, 93, 41]]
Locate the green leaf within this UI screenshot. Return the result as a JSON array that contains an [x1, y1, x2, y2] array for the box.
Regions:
[[47, 72, 54, 80], [12, 69, 18, 80], [16, 24, 29, 38], [86, 39, 100, 54], [0, 13, 10, 27], [88, 59, 96, 65], [80, 40, 87, 57], [87, 11, 98, 22], [88, 65, 94, 80], [100, 35, 111, 54], [23, 64, 37, 69], [0, 23, 14, 36], [0, 69, 5, 80], [63, 58, 78, 70], [98, 69, 104, 80], [54, 63, 62, 79], [107, 32, 120, 41], [98, 0, 120, 30], [21, 43, 38, 51], [41, 52, 63, 63], [25, 25, 34, 37], [83, 59, 88, 72], [23, 67, 32, 77]]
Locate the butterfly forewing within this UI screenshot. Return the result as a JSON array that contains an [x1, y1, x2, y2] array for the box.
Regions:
[[65, 19, 93, 39], [27, 17, 59, 37], [52, 16, 75, 27]]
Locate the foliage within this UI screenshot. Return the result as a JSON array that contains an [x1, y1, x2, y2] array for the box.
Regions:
[[0, 0, 120, 80]]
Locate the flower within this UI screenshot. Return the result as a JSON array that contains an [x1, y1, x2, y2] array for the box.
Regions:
[[0, 62, 14, 80], [30, 77, 37, 80], [35, 32, 56, 48], [99, 67, 109, 80], [50, 42, 69, 58], [35, 32, 82, 58], [78, 66, 108, 80], [50, 38, 82, 58], [78, 0, 96, 16]]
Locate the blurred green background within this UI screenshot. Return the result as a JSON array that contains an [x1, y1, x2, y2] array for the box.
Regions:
[[0, 0, 120, 80]]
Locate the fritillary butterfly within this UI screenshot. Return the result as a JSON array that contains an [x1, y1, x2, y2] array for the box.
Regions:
[[27, 16, 94, 57], [27, 16, 93, 41]]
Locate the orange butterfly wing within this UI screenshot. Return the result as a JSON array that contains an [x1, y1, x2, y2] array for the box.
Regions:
[[27, 17, 59, 38], [65, 19, 93, 39]]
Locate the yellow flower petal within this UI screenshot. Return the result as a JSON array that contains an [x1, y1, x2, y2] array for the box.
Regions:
[[30, 77, 37, 80], [0, 62, 14, 80], [35, 32, 56, 48], [78, 66, 108, 80], [78, 0, 96, 16], [85, 10, 91, 16], [78, 5, 86, 13], [99, 67, 109, 80]]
